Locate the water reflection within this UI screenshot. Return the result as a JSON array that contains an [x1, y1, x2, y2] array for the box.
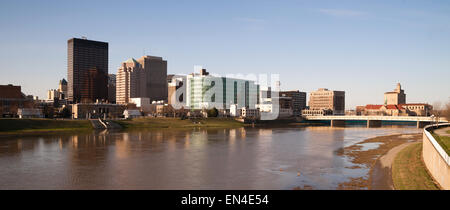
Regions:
[[0, 126, 419, 189]]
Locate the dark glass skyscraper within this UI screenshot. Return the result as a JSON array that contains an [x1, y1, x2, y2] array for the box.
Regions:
[[67, 38, 108, 103]]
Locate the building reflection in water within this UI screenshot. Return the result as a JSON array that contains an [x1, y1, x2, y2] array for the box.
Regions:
[[0, 126, 420, 189]]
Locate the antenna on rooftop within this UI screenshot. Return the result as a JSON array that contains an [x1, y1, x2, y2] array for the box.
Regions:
[[81, 36, 87, 40]]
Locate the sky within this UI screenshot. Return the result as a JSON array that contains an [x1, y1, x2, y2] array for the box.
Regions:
[[0, 0, 449, 109]]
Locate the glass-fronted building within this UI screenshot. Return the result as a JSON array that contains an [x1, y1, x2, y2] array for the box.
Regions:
[[185, 71, 260, 110]]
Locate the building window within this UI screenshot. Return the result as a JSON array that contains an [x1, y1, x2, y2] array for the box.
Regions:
[[245, 81, 249, 108], [222, 78, 226, 107], [234, 81, 237, 104]]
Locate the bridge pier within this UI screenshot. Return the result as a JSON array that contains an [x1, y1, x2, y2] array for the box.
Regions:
[[331, 120, 346, 127], [417, 121, 430, 128], [367, 120, 382, 128]]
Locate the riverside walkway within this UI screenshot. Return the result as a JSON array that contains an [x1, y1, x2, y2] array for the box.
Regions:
[[434, 127, 450, 137], [90, 119, 122, 129]]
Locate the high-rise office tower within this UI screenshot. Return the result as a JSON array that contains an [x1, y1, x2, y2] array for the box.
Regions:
[[58, 79, 67, 99], [136, 55, 168, 102], [116, 56, 167, 104], [67, 38, 108, 103]]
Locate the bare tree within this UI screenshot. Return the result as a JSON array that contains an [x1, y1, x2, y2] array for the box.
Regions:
[[444, 101, 450, 121], [432, 101, 442, 112], [431, 101, 443, 117]]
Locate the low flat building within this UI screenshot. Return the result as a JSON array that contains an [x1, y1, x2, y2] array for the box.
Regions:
[[230, 104, 240, 117], [156, 104, 174, 117], [400, 103, 433, 116], [131, 97, 152, 114], [256, 96, 294, 119], [0, 84, 34, 117], [301, 109, 333, 116], [123, 109, 141, 119], [240, 107, 260, 119], [361, 105, 385, 116], [363, 104, 408, 116], [18, 108, 43, 118], [358, 103, 432, 116], [71, 103, 126, 119]]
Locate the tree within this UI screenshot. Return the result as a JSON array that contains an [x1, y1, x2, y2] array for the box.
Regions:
[[431, 101, 444, 117], [61, 107, 72, 118], [444, 101, 450, 121], [207, 107, 219, 118], [431, 101, 441, 113], [42, 105, 54, 118]]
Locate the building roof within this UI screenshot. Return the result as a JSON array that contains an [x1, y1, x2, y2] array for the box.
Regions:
[[59, 79, 67, 85], [365, 104, 406, 110], [124, 109, 141, 115], [167, 74, 175, 81], [386, 105, 404, 110], [365, 105, 383, 110], [124, 58, 138, 64], [399, 103, 429, 106]]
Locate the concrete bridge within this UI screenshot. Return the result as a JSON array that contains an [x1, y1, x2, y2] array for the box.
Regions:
[[304, 115, 448, 128]]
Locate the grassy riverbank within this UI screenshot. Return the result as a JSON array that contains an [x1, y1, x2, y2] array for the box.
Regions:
[[0, 119, 93, 136], [336, 133, 422, 190], [432, 134, 450, 156], [113, 118, 245, 129], [392, 143, 439, 190]]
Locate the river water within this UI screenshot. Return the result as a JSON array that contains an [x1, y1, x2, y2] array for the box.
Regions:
[[0, 126, 420, 189]]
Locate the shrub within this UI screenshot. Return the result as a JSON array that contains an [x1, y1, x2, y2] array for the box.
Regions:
[[207, 108, 219, 117]]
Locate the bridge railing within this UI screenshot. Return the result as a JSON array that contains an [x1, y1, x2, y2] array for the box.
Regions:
[[304, 115, 441, 122]]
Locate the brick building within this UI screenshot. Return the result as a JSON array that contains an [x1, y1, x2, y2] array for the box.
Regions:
[[0, 84, 34, 117]]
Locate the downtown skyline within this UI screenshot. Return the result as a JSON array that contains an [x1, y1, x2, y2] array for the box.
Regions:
[[1, 0, 450, 108]]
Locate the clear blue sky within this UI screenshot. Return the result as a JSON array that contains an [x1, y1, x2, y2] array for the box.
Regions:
[[1, 0, 449, 108]]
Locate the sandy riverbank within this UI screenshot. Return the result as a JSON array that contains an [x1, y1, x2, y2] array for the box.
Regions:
[[336, 133, 422, 190]]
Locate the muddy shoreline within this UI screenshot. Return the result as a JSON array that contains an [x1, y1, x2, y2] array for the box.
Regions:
[[336, 133, 422, 190]]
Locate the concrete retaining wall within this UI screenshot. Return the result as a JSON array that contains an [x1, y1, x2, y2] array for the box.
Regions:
[[423, 123, 450, 190]]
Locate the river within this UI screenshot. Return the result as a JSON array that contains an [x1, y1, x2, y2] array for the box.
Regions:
[[0, 126, 420, 189]]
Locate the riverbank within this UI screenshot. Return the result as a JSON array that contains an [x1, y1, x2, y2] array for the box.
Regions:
[[113, 117, 245, 129], [391, 142, 439, 190], [0, 118, 93, 137], [0, 117, 319, 137], [0, 118, 247, 137], [336, 133, 422, 190], [431, 127, 450, 156]]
